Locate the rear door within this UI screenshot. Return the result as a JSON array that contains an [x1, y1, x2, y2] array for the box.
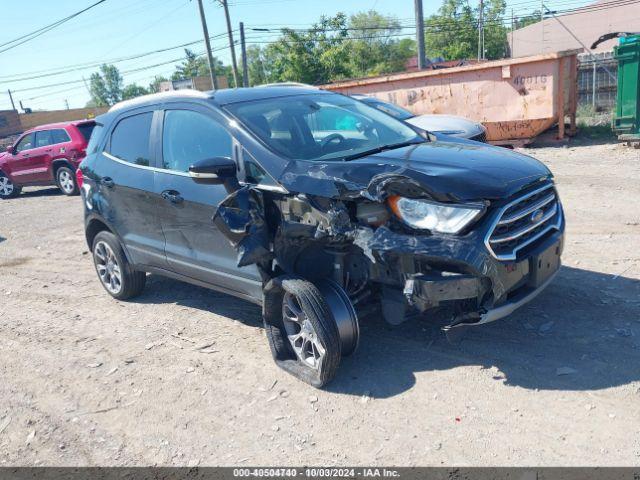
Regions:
[[153, 104, 262, 299], [49, 128, 75, 166], [31, 130, 56, 182], [97, 109, 167, 268]]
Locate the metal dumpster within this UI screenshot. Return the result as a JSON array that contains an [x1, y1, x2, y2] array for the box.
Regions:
[[322, 50, 580, 146], [613, 35, 640, 141]]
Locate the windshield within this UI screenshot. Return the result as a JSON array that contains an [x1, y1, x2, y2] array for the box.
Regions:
[[361, 98, 415, 121], [225, 93, 424, 161]]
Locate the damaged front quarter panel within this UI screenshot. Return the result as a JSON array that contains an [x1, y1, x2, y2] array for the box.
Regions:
[[211, 151, 543, 329], [212, 185, 272, 268]]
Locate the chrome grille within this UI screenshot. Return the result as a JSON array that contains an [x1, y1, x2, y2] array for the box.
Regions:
[[485, 184, 561, 260]]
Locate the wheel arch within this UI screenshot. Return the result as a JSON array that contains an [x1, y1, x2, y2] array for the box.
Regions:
[[51, 158, 75, 178], [85, 216, 134, 264]]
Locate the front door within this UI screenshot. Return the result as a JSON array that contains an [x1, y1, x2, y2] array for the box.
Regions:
[[153, 106, 262, 299], [8, 133, 42, 184], [97, 109, 167, 268]]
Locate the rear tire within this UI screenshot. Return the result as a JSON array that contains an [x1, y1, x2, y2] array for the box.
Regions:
[[263, 275, 342, 388], [0, 172, 21, 199], [92, 231, 146, 300], [56, 166, 78, 196]]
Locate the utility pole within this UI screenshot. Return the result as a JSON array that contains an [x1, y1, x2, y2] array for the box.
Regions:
[[511, 9, 514, 57], [220, 0, 239, 88], [478, 0, 484, 60], [64, 99, 70, 110], [414, 0, 427, 69], [7, 89, 16, 111], [239, 22, 249, 87], [196, 0, 218, 90], [540, 0, 544, 53], [481, 1, 485, 59]]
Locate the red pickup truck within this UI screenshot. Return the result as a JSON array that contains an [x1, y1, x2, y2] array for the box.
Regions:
[[0, 120, 95, 199]]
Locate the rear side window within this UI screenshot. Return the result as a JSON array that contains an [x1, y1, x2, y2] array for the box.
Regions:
[[51, 129, 70, 144], [75, 123, 95, 142], [109, 112, 153, 167], [35, 130, 53, 148], [86, 124, 104, 154]]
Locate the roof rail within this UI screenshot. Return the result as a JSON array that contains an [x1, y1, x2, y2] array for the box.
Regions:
[[260, 82, 317, 89], [108, 89, 213, 112]]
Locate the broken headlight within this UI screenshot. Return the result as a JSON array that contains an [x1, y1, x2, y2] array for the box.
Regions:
[[388, 196, 483, 234]]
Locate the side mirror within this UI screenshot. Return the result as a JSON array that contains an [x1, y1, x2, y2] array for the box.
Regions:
[[5, 145, 14, 155], [189, 157, 236, 183]]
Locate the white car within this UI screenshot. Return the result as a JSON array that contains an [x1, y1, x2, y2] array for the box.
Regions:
[[351, 94, 487, 142]]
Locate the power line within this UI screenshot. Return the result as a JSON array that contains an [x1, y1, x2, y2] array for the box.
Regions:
[[0, 31, 233, 84], [0, 0, 107, 55], [11, 42, 235, 95]]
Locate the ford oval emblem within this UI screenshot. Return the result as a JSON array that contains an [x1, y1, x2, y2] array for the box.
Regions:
[[530, 208, 544, 223]]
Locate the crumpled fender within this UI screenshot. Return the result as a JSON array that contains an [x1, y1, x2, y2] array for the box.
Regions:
[[212, 185, 272, 268]]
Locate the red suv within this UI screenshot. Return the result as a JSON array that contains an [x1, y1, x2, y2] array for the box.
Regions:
[[0, 120, 95, 199]]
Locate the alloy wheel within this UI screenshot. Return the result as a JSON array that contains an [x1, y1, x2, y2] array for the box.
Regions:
[[0, 176, 14, 196], [58, 169, 75, 194], [282, 292, 326, 369], [94, 240, 123, 295]]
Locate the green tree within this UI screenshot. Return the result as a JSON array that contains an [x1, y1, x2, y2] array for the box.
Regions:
[[89, 64, 123, 106], [246, 45, 269, 86], [243, 10, 419, 85], [266, 14, 351, 84], [424, 0, 508, 61], [148, 75, 168, 93], [172, 49, 236, 88], [346, 11, 416, 77], [515, 11, 540, 29], [425, 0, 477, 60], [482, 0, 508, 59], [122, 84, 149, 100], [172, 49, 210, 79]]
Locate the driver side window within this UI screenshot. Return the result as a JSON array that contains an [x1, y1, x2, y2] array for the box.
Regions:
[[161, 109, 233, 173], [16, 133, 34, 153]]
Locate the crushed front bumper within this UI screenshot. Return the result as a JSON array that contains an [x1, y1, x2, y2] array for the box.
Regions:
[[367, 212, 564, 326]]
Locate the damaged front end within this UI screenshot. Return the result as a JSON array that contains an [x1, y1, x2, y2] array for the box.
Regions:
[[212, 155, 565, 333]]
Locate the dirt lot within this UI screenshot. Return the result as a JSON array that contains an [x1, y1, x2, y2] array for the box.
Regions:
[[1, 140, 639, 466]]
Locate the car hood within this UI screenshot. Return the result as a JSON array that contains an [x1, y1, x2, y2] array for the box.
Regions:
[[278, 140, 552, 202], [406, 114, 484, 138]]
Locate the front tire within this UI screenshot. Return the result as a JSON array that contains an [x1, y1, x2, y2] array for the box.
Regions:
[[56, 166, 78, 196], [92, 231, 146, 300], [263, 276, 342, 388], [0, 172, 21, 199]]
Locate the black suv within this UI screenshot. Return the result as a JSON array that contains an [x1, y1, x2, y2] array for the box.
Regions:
[[80, 86, 564, 387]]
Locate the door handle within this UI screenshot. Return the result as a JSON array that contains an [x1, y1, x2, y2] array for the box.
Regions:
[[100, 177, 114, 188], [161, 190, 183, 204]]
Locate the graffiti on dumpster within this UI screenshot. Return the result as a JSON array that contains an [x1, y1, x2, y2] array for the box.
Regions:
[[513, 74, 548, 87]]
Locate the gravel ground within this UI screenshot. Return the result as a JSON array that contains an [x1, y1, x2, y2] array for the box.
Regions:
[[0, 140, 639, 466]]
